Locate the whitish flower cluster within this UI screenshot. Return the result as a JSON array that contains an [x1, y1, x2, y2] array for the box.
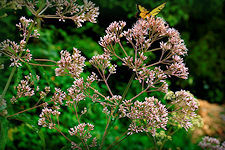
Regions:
[[199, 136, 225, 150], [99, 16, 188, 94], [0, 17, 39, 67], [165, 90, 199, 130], [119, 97, 168, 136], [55, 48, 86, 78], [11, 73, 40, 103], [38, 88, 66, 129], [16, 0, 99, 28], [69, 123, 97, 149]]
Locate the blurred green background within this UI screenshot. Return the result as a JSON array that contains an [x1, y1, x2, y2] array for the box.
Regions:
[[0, 0, 225, 149]]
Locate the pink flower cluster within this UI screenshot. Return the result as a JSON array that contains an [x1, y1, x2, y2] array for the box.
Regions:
[[55, 48, 86, 78], [137, 67, 168, 93], [0, 17, 39, 67], [69, 123, 94, 137], [69, 123, 97, 149], [53, 0, 99, 27], [11, 73, 40, 103], [16, 16, 40, 39], [0, 40, 32, 67], [39, 86, 51, 99], [119, 97, 168, 136], [199, 136, 225, 150], [66, 78, 87, 105], [38, 88, 66, 129], [99, 21, 126, 48], [16, 0, 99, 28], [69, 0, 99, 27], [99, 17, 189, 90], [89, 53, 117, 74], [66, 72, 98, 105]]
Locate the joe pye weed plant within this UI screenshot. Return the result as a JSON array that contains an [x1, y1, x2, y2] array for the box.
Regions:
[[0, 0, 214, 149]]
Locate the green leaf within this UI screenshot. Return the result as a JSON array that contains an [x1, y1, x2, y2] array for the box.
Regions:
[[10, 114, 46, 150]]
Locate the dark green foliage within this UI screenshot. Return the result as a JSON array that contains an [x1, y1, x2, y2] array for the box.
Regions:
[[0, 0, 224, 149]]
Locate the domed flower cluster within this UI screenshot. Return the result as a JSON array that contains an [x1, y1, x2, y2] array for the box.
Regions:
[[119, 97, 168, 136], [99, 16, 188, 95], [165, 90, 200, 130]]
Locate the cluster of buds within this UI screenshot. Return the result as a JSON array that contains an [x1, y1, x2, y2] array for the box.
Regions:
[[11, 73, 40, 103], [16, 0, 99, 28], [119, 97, 168, 136], [137, 67, 168, 93], [0, 17, 39, 67], [89, 53, 117, 75], [155, 130, 172, 146], [66, 72, 98, 105], [55, 48, 86, 78], [198, 136, 225, 150], [66, 78, 87, 105], [39, 86, 51, 99], [38, 88, 66, 129], [165, 90, 200, 130], [69, 123, 97, 149]]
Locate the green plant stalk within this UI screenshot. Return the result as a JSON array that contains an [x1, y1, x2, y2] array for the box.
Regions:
[[99, 73, 135, 149], [159, 127, 179, 150], [1, 66, 16, 99], [100, 116, 112, 150]]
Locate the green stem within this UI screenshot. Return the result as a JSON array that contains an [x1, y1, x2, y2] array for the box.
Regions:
[[121, 73, 135, 101], [99, 73, 135, 149], [1, 66, 16, 99], [100, 117, 111, 150]]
